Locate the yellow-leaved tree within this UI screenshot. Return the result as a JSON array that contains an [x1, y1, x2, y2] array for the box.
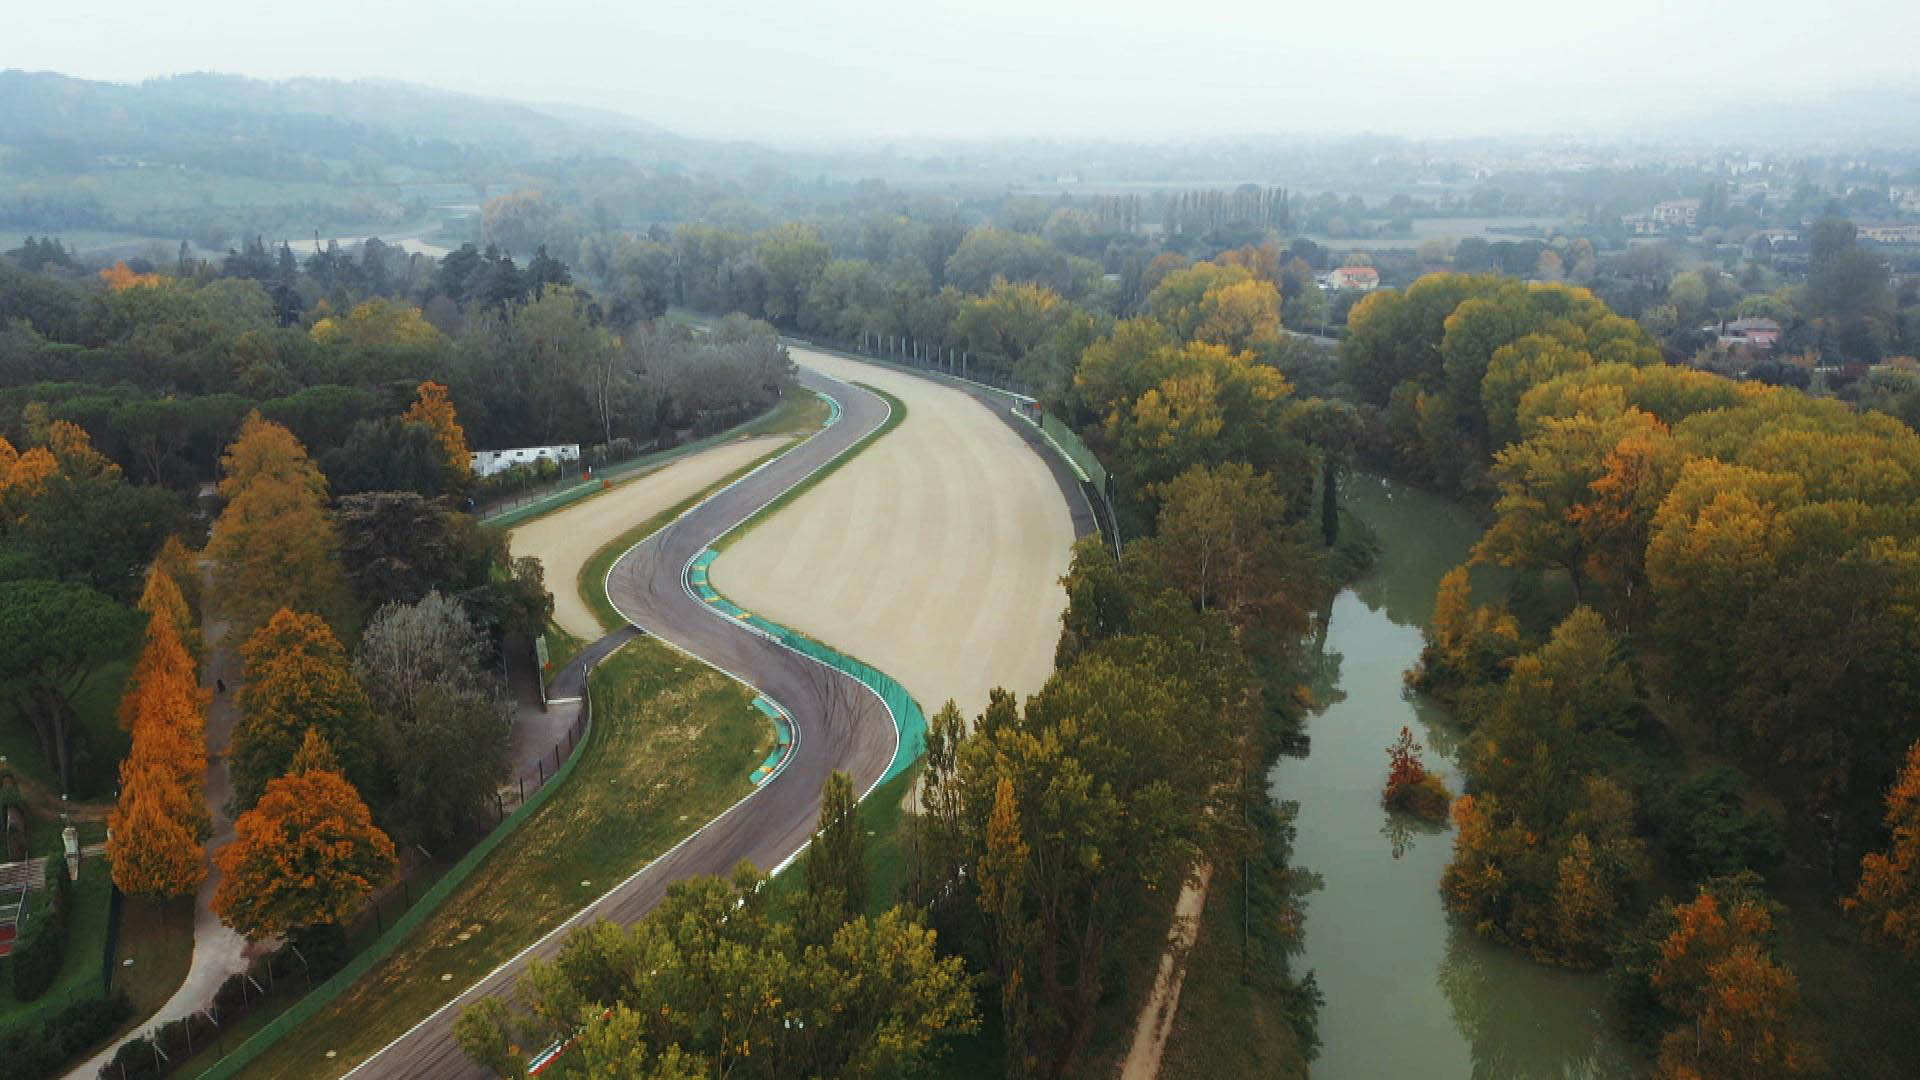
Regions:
[[213, 729, 396, 940], [205, 412, 345, 638]]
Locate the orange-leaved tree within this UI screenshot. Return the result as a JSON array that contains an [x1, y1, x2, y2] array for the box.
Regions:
[[205, 413, 345, 639], [403, 381, 472, 481], [107, 585, 211, 898], [1844, 739, 1920, 958], [108, 760, 207, 899], [213, 729, 396, 940], [1651, 879, 1812, 1078], [229, 608, 379, 814]]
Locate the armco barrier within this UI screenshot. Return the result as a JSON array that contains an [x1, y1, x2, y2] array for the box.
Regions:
[[195, 647, 613, 1080]]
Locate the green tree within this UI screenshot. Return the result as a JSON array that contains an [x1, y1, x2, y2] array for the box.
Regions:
[[0, 578, 138, 793], [803, 770, 869, 933]]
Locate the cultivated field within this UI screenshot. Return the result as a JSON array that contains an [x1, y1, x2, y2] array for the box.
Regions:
[[509, 435, 792, 639], [710, 348, 1076, 723]]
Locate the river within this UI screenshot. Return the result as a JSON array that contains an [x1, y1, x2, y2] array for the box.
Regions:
[[1271, 474, 1639, 1079]]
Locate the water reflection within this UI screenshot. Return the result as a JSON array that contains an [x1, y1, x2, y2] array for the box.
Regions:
[[1271, 476, 1635, 1078], [1437, 921, 1640, 1080]]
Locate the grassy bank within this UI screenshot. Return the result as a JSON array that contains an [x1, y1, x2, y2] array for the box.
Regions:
[[711, 383, 905, 553], [224, 639, 769, 1079]]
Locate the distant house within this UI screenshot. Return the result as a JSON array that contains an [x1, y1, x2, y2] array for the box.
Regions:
[[1890, 185, 1920, 214], [470, 444, 581, 478], [1857, 223, 1920, 247], [1651, 199, 1702, 230], [1712, 317, 1782, 351], [1621, 212, 1658, 236], [1326, 266, 1380, 291]]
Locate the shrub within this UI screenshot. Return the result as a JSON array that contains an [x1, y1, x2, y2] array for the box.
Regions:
[[10, 919, 67, 1000], [0, 990, 131, 1079], [1381, 726, 1452, 823]]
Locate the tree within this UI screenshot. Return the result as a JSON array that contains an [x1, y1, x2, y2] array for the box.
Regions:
[[334, 493, 465, 608], [354, 591, 493, 718], [206, 413, 346, 639], [1146, 461, 1317, 635], [1845, 740, 1920, 958], [213, 729, 396, 939], [385, 685, 511, 847], [107, 760, 206, 899], [759, 223, 832, 326], [0, 578, 138, 793], [403, 381, 472, 482], [229, 609, 379, 814], [1382, 726, 1450, 822], [803, 770, 868, 933], [1645, 878, 1812, 1078], [461, 868, 974, 1079]]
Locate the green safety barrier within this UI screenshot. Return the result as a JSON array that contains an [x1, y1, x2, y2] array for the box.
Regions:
[[692, 549, 925, 784], [198, 674, 603, 1080], [748, 696, 793, 785]]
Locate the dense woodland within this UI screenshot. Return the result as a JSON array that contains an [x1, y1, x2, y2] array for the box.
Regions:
[[4, 147, 1920, 1076]]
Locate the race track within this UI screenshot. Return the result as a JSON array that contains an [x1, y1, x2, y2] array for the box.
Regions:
[[711, 349, 1075, 722], [340, 354, 1082, 1078], [508, 434, 792, 640]]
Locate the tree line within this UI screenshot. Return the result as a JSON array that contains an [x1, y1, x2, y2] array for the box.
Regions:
[[1349, 270, 1920, 1075]]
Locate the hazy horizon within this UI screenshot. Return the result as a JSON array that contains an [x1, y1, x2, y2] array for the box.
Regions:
[[11, 0, 1919, 143]]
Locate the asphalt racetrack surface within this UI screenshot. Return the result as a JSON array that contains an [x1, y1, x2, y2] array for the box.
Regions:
[[341, 368, 900, 1078]]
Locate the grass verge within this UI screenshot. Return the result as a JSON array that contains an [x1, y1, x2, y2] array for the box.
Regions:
[[575, 441, 804, 634], [711, 383, 906, 553], [112, 894, 195, 1022], [224, 638, 768, 1079], [539, 620, 588, 677]]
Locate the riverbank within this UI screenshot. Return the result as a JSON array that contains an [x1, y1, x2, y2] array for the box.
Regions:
[[1270, 475, 1635, 1078]]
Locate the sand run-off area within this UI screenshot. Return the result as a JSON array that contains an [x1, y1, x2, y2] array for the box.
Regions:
[[509, 435, 792, 640], [710, 348, 1076, 724]]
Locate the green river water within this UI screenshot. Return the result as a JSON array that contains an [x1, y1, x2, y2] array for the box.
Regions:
[[1270, 474, 1639, 1078]]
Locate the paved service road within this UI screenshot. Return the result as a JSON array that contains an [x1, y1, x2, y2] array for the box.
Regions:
[[343, 368, 898, 1079]]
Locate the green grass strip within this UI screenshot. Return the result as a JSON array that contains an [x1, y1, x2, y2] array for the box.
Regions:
[[575, 440, 806, 634]]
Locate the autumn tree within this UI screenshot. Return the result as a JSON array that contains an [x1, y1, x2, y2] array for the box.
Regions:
[[213, 728, 396, 939], [229, 608, 379, 814], [1381, 726, 1451, 822], [206, 413, 346, 638], [108, 570, 211, 898], [1629, 876, 1814, 1079], [107, 761, 206, 899], [1146, 462, 1318, 636], [1844, 740, 1920, 958], [402, 380, 472, 481]]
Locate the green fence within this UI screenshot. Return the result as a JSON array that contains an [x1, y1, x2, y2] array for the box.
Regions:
[[196, 659, 605, 1080], [1038, 410, 1107, 491]]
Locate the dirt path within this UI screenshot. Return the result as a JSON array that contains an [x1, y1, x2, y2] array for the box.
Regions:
[[508, 436, 791, 640], [75, 603, 254, 1076], [710, 349, 1075, 724], [1120, 867, 1213, 1080]]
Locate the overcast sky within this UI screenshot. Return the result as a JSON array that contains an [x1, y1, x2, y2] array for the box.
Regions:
[[11, 0, 1917, 141]]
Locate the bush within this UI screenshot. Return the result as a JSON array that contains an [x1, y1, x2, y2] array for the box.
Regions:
[[10, 919, 68, 1000], [1385, 772, 1454, 822], [0, 990, 130, 1079]]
